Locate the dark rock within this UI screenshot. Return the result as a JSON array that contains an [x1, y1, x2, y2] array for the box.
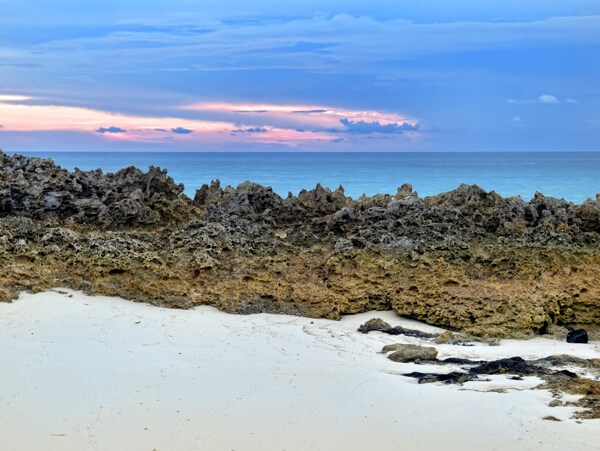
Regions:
[[404, 371, 470, 384], [439, 357, 482, 365], [357, 319, 439, 339], [567, 329, 589, 344], [469, 357, 543, 376], [554, 369, 578, 378], [542, 416, 562, 422], [358, 318, 391, 333], [0, 152, 189, 227]]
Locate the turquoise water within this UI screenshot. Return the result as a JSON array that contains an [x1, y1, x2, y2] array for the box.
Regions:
[[8, 151, 600, 204]]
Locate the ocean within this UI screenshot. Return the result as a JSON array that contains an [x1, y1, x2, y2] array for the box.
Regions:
[[8, 151, 600, 204]]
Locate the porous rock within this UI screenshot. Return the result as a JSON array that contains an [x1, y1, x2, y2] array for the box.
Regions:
[[1, 150, 600, 339], [358, 318, 392, 333], [387, 344, 438, 362]]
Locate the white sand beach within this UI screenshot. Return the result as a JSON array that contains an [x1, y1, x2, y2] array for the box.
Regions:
[[1, 289, 599, 450]]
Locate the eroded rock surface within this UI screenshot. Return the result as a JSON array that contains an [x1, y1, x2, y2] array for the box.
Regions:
[[1, 150, 600, 338]]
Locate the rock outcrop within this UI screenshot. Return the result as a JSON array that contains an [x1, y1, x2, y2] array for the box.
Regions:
[[386, 344, 438, 363], [1, 149, 600, 338], [0, 152, 191, 227]]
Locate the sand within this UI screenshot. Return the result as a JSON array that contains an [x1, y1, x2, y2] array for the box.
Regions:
[[1, 289, 599, 450]]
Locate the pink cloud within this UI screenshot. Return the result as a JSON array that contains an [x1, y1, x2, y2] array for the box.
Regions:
[[182, 102, 418, 132], [0, 96, 421, 150], [0, 97, 334, 146]]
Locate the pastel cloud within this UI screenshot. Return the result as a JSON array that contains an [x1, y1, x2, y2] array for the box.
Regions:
[[0, 96, 422, 149], [183, 102, 418, 134], [0, 96, 333, 146], [0, 101, 229, 133]]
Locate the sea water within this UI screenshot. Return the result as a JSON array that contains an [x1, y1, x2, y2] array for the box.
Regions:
[[8, 151, 600, 204]]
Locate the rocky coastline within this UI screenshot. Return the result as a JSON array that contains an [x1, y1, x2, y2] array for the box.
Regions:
[[1, 150, 600, 339]]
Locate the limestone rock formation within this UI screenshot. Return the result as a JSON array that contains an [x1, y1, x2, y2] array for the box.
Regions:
[[0, 152, 191, 227], [1, 149, 600, 338]]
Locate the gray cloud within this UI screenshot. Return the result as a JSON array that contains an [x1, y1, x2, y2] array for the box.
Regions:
[[171, 127, 193, 134], [338, 118, 419, 134], [96, 126, 126, 133], [232, 127, 268, 133]]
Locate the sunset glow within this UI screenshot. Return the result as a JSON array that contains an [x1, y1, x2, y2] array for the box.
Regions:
[[0, 1, 596, 152], [0, 96, 418, 148], [0, 97, 339, 147]]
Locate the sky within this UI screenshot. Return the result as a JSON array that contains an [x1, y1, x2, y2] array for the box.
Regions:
[[0, 0, 599, 152]]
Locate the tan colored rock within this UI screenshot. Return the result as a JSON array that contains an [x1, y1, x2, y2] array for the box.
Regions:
[[381, 343, 405, 353], [387, 344, 438, 363], [435, 331, 455, 344]]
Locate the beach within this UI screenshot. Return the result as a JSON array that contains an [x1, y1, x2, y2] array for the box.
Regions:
[[2, 2, 600, 450], [1, 289, 599, 450]]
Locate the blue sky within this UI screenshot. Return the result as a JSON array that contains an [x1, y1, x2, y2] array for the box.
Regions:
[[0, 0, 599, 151]]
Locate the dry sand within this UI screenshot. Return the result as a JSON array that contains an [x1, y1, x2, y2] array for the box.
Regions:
[[1, 289, 599, 450]]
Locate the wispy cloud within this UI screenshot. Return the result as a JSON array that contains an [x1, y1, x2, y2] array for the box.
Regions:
[[0, 94, 33, 102], [0, 96, 424, 149], [184, 102, 419, 135], [7, 13, 600, 78], [508, 94, 561, 104], [0, 96, 347, 147], [0, 3, 597, 153]]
